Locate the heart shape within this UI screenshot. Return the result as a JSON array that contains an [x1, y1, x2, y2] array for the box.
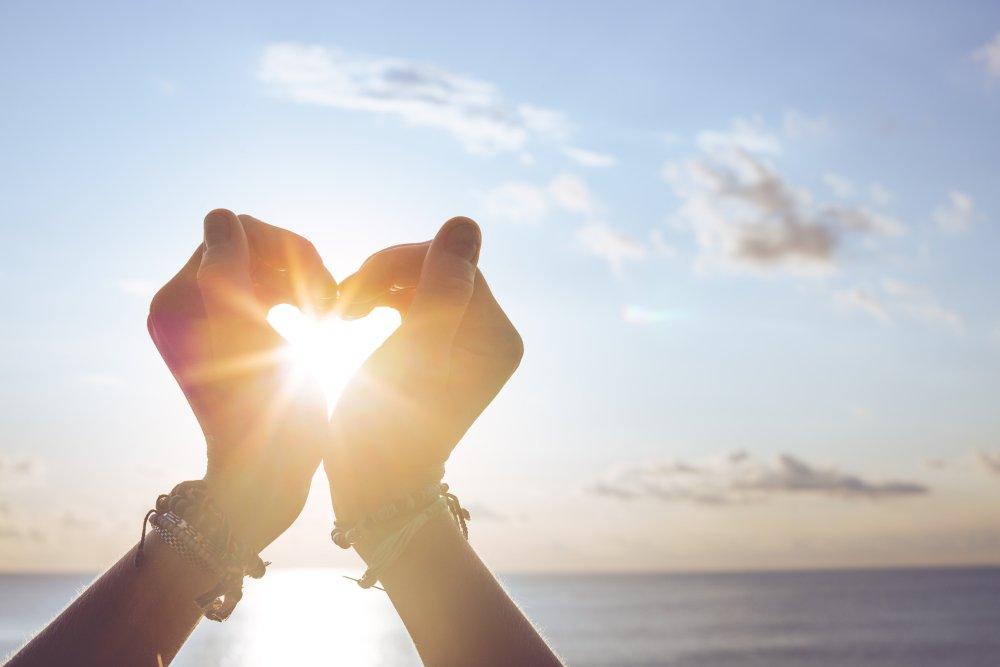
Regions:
[[267, 303, 400, 413]]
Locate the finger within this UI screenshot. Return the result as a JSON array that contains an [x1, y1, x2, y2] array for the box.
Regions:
[[197, 209, 265, 359], [239, 215, 338, 313], [390, 216, 481, 353], [335, 242, 430, 316], [148, 245, 210, 385]]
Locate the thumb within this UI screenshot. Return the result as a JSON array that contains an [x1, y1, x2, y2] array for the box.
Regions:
[[404, 216, 481, 354], [196, 209, 258, 356]]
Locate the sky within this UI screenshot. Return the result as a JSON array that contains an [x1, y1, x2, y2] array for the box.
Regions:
[[1, 0, 1000, 573]]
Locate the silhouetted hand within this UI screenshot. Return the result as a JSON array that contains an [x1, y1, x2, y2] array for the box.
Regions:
[[148, 209, 336, 551], [326, 217, 523, 524]]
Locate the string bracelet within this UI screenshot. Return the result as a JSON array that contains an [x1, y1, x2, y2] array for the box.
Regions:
[[332, 482, 471, 590], [134, 480, 267, 622]]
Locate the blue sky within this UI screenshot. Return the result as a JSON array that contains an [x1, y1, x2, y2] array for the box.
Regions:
[[1, 0, 1000, 571]]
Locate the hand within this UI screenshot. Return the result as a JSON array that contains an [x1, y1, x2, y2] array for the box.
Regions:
[[325, 217, 523, 524], [148, 209, 336, 551]]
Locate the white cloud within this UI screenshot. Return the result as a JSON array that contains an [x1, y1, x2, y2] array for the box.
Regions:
[[482, 182, 549, 224], [834, 287, 891, 323], [562, 146, 618, 167], [973, 32, 1000, 78], [575, 221, 647, 275], [696, 116, 781, 155], [834, 280, 963, 332], [662, 143, 902, 276], [932, 189, 974, 234], [881, 279, 963, 331], [517, 104, 575, 143], [481, 173, 600, 222], [592, 451, 928, 504], [549, 173, 597, 216], [258, 43, 575, 156], [823, 172, 855, 198]]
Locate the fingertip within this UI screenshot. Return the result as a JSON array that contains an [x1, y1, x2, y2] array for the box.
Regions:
[[203, 209, 240, 248], [437, 216, 482, 263]]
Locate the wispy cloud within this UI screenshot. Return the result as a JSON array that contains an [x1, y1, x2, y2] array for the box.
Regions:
[[562, 146, 618, 168], [481, 182, 550, 224], [973, 32, 1000, 79], [258, 43, 576, 156], [881, 278, 963, 332], [662, 126, 902, 275], [696, 116, 781, 154], [549, 173, 598, 216], [480, 173, 599, 223], [575, 221, 647, 275], [592, 451, 928, 505], [835, 279, 963, 332], [932, 189, 974, 234], [833, 287, 891, 323], [823, 172, 855, 199]]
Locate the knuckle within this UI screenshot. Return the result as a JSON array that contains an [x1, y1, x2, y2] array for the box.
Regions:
[[504, 329, 525, 369]]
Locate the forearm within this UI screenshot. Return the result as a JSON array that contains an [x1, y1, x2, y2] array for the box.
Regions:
[[374, 513, 562, 667], [6, 533, 213, 667]]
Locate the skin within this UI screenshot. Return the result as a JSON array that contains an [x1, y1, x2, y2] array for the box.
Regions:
[[6, 212, 561, 666], [329, 219, 561, 665], [7, 210, 336, 666]]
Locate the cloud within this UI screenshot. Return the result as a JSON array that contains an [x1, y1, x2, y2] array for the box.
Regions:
[[662, 142, 902, 275], [973, 32, 1000, 78], [881, 279, 963, 331], [823, 172, 855, 198], [696, 116, 781, 154], [258, 43, 576, 156], [575, 221, 647, 275], [480, 173, 599, 222], [562, 146, 618, 167], [592, 451, 929, 505], [549, 173, 598, 216], [979, 451, 1000, 475], [833, 287, 891, 323], [482, 182, 550, 224], [932, 189, 974, 234], [834, 280, 962, 331]]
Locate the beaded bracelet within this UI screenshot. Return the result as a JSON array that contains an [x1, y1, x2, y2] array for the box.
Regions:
[[134, 480, 267, 622]]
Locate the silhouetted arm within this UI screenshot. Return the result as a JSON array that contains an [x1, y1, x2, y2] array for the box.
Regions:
[[370, 514, 562, 666], [6, 535, 212, 666]]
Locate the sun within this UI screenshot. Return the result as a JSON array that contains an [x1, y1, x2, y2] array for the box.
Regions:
[[267, 303, 400, 411]]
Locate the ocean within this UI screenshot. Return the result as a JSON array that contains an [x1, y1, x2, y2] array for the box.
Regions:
[[2, 568, 999, 666]]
